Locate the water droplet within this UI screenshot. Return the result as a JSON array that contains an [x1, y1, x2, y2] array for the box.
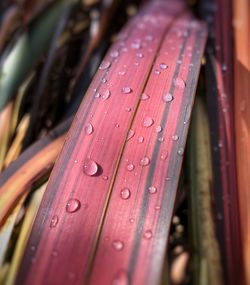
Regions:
[[143, 230, 153, 239], [50, 215, 59, 228], [172, 135, 179, 141], [125, 107, 131, 112], [99, 61, 111, 70], [112, 240, 124, 251], [155, 205, 161, 210], [162, 93, 173, 102], [110, 50, 119, 58], [154, 69, 161, 75], [102, 89, 111, 100], [160, 152, 168, 160], [127, 163, 135, 171], [102, 175, 109, 180], [94, 92, 100, 98], [131, 42, 141, 49], [174, 77, 186, 89], [85, 123, 94, 135], [127, 129, 135, 141], [137, 136, 144, 143], [120, 188, 131, 200], [136, 52, 144, 58], [140, 156, 150, 166], [121, 87, 132, 94], [83, 159, 98, 176], [66, 199, 81, 213], [178, 147, 184, 156], [118, 70, 126, 76], [115, 123, 120, 128], [155, 125, 162, 133], [101, 78, 107, 83], [158, 137, 164, 142], [141, 93, 150, 100], [143, 117, 154, 127], [112, 270, 128, 285], [129, 218, 135, 223], [159, 63, 168, 69], [148, 186, 157, 194]]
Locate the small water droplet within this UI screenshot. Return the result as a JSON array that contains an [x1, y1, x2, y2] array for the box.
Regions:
[[155, 205, 161, 210], [112, 240, 124, 251], [155, 125, 162, 133], [178, 147, 184, 156], [140, 156, 150, 166], [110, 50, 119, 58], [50, 215, 59, 228], [127, 163, 135, 171], [115, 123, 120, 128], [127, 130, 135, 141], [83, 159, 98, 176], [154, 69, 161, 75], [118, 70, 126, 76], [66, 199, 81, 213], [143, 230, 153, 239], [120, 188, 131, 200], [102, 89, 111, 100], [222, 63, 227, 72], [160, 151, 168, 160], [131, 42, 141, 49], [129, 218, 135, 223], [143, 117, 154, 128], [99, 61, 111, 70], [158, 137, 164, 142], [159, 63, 168, 69], [141, 93, 150, 100], [125, 107, 131, 112], [102, 175, 109, 180], [172, 135, 179, 141], [174, 77, 186, 89], [30, 245, 36, 251], [121, 87, 133, 94], [148, 186, 157, 194], [85, 123, 94, 135], [112, 270, 128, 285], [162, 93, 174, 103], [101, 78, 107, 83], [74, 159, 78, 164], [136, 52, 144, 58], [137, 136, 144, 143]]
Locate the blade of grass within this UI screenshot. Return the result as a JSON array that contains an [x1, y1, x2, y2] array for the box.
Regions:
[[15, 1, 207, 284]]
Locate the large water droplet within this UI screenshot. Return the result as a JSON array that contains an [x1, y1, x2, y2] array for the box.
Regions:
[[148, 186, 157, 194], [112, 240, 124, 251], [66, 199, 81, 213], [127, 129, 135, 141], [143, 230, 153, 239], [162, 93, 173, 103], [141, 93, 150, 101], [159, 63, 168, 69], [118, 70, 126, 76], [50, 215, 59, 228], [143, 117, 154, 128], [85, 123, 94, 135], [174, 77, 186, 89], [140, 156, 150, 166], [137, 136, 144, 143], [127, 163, 135, 171], [83, 159, 98, 176], [120, 188, 131, 200], [102, 90, 111, 100], [99, 61, 111, 70], [121, 87, 133, 94]]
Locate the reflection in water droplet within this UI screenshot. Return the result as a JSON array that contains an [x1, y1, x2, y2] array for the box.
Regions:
[[127, 163, 135, 171], [50, 215, 59, 228], [83, 159, 99, 176], [140, 156, 150, 166], [162, 93, 173, 103], [160, 63, 168, 69], [112, 240, 124, 251], [155, 126, 162, 133], [178, 147, 184, 156], [102, 90, 111, 100], [66, 199, 81, 213], [112, 270, 128, 285], [85, 123, 94, 135], [143, 230, 153, 239], [143, 117, 154, 128], [148, 186, 157, 194], [110, 51, 119, 58], [137, 136, 144, 143], [120, 188, 131, 200], [121, 87, 132, 94], [174, 77, 186, 89], [172, 135, 179, 141], [99, 61, 111, 70], [141, 93, 150, 100], [127, 130, 135, 141]]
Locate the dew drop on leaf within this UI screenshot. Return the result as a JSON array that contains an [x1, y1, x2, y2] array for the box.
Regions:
[[83, 159, 98, 176], [112, 240, 124, 251], [121, 87, 133, 94], [102, 89, 111, 100], [143, 230, 153, 239], [120, 188, 131, 200], [154, 69, 161, 75], [172, 135, 179, 141], [50, 215, 59, 228], [143, 117, 154, 128], [127, 163, 135, 171], [99, 61, 111, 70], [141, 93, 150, 100], [159, 63, 168, 69], [148, 186, 157, 194], [66, 199, 81, 213], [137, 136, 144, 143], [140, 156, 150, 166], [174, 77, 186, 89], [155, 125, 162, 133], [84, 123, 94, 135], [178, 147, 184, 156], [162, 93, 173, 103]]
